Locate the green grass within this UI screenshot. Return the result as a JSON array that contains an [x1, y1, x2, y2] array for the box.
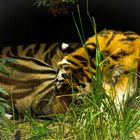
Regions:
[[0, 89, 140, 139], [0, 40, 140, 140], [0, 3, 140, 140], [0, 57, 140, 139]]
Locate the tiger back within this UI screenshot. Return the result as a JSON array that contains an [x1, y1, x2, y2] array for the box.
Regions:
[[0, 43, 81, 69]]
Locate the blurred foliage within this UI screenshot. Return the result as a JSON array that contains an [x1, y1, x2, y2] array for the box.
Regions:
[[0, 58, 13, 116], [34, 0, 78, 16]]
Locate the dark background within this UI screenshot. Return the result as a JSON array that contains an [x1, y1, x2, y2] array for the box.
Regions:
[[0, 0, 140, 46]]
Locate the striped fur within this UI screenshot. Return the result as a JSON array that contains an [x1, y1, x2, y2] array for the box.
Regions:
[[0, 43, 81, 69], [0, 42, 81, 115], [0, 56, 59, 115], [56, 30, 140, 111]]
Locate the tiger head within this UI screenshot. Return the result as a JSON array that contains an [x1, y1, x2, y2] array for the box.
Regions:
[[56, 58, 93, 94]]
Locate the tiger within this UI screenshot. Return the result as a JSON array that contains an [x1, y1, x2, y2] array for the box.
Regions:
[[56, 30, 140, 111], [0, 42, 81, 116]]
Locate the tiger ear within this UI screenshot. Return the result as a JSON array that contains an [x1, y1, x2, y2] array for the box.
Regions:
[[61, 43, 69, 51]]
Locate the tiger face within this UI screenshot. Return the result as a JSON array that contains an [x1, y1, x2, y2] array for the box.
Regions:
[[56, 58, 93, 93]]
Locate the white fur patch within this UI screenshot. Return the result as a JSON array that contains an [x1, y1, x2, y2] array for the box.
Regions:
[[57, 69, 66, 81], [57, 58, 70, 87], [61, 43, 69, 50], [58, 58, 70, 65]]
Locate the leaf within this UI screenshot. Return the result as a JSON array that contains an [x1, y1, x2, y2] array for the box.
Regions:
[[1, 102, 11, 110], [34, 0, 50, 8], [0, 57, 16, 64], [0, 87, 9, 96], [0, 97, 6, 102], [0, 66, 10, 76], [0, 106, 6, 116]]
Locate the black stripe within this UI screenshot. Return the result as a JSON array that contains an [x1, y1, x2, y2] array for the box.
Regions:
[[126, 37, 138, 41], [90, 61, 96, 70], [44, 43, 58, 53], [67, 59, 80, 67], [124, 70, 131, 75], [34, 43, 41, 54], [58, 63, 70, 69], [64, 66, 72, 71], [84, 74, 92, 82], [13, 81, 55, 99], [26, 48, 34, 57], [99, 31, 109, 36], [85, 43, 96, 57], [86, 47, 96, 58], [7, 61, 56, 74], [80, 61, 87, 66], [36, 81, 55, 96], [16, 78, 55, 88], [18, 44, 34, 57], [50, 45, 58, 58], [11, 56, 55, 68], [44, 43, 59, 63], [106, 32, 116, 46], [110, 54, 121, 60], [72, 55, 87, 62], [119, 37, 138, 42], [69, 67, 92, 82], [109, 65, 115, 70], [43, 43, 50, 53], [0, 75, 55, 86], [6, 50, 13, 57], [123, 31, 137, 36], [80, 70, 92, 82], [110, 50, 134, 60]]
